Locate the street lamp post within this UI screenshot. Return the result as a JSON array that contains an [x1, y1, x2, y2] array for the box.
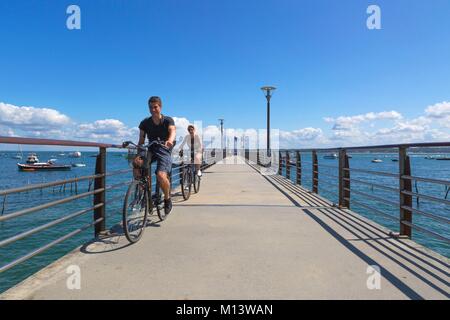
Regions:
[[218, 118, 225, 159], [261, 86, 276, 159], [218, 118, 224, 150]]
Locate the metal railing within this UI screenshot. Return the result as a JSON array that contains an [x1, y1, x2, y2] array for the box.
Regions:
[[245, 143, 450, 245], [0, 136, 223, 275]]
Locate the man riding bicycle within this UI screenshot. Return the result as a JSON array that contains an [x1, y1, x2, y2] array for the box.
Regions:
[[136, 96, 176, 215], [178, 124, 203, 177]]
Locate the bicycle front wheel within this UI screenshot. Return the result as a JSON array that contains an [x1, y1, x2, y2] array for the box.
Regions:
[[193, 172, 201, 193], [155, 181, 167, 221], [123, 180, 149, 243], [181, 168, 191, 200]]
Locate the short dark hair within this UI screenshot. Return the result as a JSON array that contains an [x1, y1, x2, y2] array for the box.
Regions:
[[148, 96, 162, 106]]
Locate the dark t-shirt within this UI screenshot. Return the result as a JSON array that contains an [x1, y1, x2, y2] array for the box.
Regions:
[[139, 115, 175, 142]]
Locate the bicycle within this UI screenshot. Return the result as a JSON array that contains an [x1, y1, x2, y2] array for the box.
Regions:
[[178, 149, 201, 200], [122, 140, 172, 243]]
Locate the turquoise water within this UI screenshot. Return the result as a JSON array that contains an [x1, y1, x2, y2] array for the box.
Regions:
[[0, 150, 449, 294], [280, 151, 450, 259], [0, 151, 185, 293]]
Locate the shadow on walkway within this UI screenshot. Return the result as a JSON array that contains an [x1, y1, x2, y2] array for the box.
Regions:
[[247, 161, 449, 300]]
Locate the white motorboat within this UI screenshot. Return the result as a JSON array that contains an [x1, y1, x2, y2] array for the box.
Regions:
[[72, 163, 86, 167], [323, 153, 338, 159], [26, 153, 39, 164], [69, 151, 82, 158]]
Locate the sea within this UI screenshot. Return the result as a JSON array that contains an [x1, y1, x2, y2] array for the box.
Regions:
[[0, 150, 449, 293]]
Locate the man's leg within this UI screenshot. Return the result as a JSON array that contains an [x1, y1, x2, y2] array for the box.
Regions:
[[194, 152, 202, 175], [154, 145, 173, 215], [156, 171, 171, 200]]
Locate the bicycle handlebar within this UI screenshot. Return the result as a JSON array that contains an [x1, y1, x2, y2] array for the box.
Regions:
[[122, 139, 167, 151]]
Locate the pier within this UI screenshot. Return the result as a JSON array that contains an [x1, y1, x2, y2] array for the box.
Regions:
[[0, 137, 449, 300]]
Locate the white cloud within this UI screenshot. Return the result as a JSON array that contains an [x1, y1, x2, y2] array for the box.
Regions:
[[76, 119, 136, 140], [425, 101, 450, 118], [0, 125, 15, 137], [0, 102, 71, 131], [318, 102, 450, 147], [1, 100, 449, 149], [278, 127, 327, 148], [325, 111, 402, 131], [173, 117, 191, 133], [282, 127, 323, 140], [423, 129, 450, 141], [424, 101, 450, 129], [78, 119, 127, 135]]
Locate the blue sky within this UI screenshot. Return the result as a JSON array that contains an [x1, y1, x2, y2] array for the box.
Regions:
[[0, 0, 449, 148]]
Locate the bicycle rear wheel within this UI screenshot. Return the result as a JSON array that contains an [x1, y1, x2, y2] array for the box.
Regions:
[[123, 180, 149, 243], [181, 168, 191, 200]]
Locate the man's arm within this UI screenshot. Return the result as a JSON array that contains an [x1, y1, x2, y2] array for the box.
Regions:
[[138, 129, 146, 145], [165, 125, 176, 149], [197, 135, 203, 151]]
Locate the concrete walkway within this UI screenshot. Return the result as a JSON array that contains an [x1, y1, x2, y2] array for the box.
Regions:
[[1, 156, 449, 299]]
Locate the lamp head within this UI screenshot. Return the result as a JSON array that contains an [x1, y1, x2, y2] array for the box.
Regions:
[[261, 86, 276, 98]]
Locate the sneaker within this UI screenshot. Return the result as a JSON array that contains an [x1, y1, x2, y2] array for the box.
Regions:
[[164, 198, 173, 215], [197, 169, 202, 177]]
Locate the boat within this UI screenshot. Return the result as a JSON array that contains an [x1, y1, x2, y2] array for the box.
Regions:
[[391, 159, 399, 162], [435, 157, 450, 161], [25, 153, 39, 164], [371, 159, 383, 163], [323, 153, 338, 159], [58, 153, 66, 156], [72, 163, 86, 167], [69, 151, 82, 158], [18, 160, 71, 171], [12, 145, 23, 159]]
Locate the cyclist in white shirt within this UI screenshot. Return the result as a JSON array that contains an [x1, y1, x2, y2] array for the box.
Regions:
[[179, 125, 203, 176]]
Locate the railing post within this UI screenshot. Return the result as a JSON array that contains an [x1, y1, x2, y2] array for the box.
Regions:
[[312, 150, 318, 193], [344, 151, 350, 208], [278, 151, 282, 175], [296, 151, 301, 185], [286, 151, 290, 180], [399, 146, 412, 238], [339, 149, 350, 208], [94, 147, 106, 237]]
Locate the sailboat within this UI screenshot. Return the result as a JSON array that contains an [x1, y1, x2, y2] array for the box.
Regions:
[[12, 145, 23, 159]]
